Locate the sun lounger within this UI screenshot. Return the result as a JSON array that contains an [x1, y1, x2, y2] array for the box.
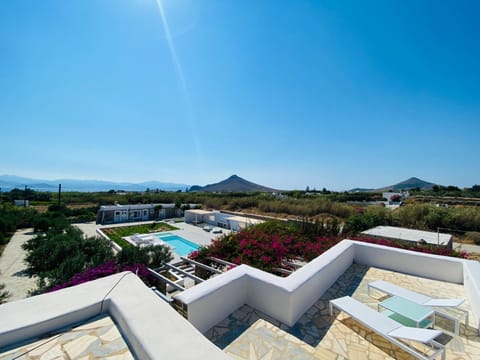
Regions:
[[368, 280, 467, 335], [330, 296, 445, 360]]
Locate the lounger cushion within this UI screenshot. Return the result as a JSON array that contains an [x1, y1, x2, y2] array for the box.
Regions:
[[388, 327, 442, 343]]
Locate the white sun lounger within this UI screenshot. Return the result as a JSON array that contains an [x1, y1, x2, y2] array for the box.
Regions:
[[368, 280, 467, 335], [330, 296, 445, 360]]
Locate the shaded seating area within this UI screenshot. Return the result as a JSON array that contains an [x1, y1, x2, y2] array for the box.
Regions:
[[330, 296, 446, 360], [368, 280, 468, 335]]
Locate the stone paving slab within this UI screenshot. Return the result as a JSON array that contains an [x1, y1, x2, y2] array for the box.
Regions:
[[0, 315, 133, 360], [206, 264, 480, 360]]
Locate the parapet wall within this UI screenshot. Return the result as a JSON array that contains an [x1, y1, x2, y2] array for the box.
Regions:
[[176, 240, 479, 334], [0, 272, 228, 360]]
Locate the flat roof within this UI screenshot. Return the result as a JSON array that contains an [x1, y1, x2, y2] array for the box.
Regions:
[[186, 209, 213, 215], [361, 226, 452, 245], [100, 204, 156, 211], [226, 215, 263, 224]]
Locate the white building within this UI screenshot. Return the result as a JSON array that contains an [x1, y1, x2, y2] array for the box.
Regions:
[[383, 191, 409, 202], [184, 209, 263, 231], [13, 200, 29, 207]]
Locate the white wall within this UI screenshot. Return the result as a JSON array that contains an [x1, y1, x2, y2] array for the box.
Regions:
[[175, 241, 356, 332], [176, 240, 480, 334], [177, 267, 249, 333], [352, 241, 464, 283], [463, 260, 480, 332], [0, 273, 229, 359]]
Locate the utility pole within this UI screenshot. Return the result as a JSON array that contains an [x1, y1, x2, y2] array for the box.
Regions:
[[58, 184, 62, 206], [24, 185, 27, 207]]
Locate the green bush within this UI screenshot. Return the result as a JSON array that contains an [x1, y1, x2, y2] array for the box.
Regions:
[[0, 283, 9, 304], [116, 245, 172, 267], [465, 231, 480, 245]]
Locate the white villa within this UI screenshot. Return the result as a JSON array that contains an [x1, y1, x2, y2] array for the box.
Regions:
[[184, 209, 263, 231], [0, 239, 479, 359], [96, 203, 197, 225]]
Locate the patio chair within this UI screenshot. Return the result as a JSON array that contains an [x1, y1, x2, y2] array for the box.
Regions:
[[330, 296, 445, 360], [368, 280, 467, 335]]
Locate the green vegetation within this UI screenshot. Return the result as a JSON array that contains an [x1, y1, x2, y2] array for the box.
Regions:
[[0, 203, 38, 247], [192, 220, 467, 274], [116, 245, 173, 268], [102, 222, 178, 248], [22, 221, 173, 294], [23, 226, 115, 293], [465, 231, 480, 245], [0, 282, 9, 304]]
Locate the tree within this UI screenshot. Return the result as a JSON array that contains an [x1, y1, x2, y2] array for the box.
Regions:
[[116, 245, 172, 268], [23, 226, 114, 291]]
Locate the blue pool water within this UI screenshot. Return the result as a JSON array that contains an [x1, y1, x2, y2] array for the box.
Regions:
[[156, 233, 200, 256]]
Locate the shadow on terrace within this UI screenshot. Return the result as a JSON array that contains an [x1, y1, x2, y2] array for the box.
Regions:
[[205, 263, 478, 360]]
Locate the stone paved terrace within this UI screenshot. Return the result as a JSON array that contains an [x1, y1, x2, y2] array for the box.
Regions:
[[0, 315, 133, 360], [205, 264, 480, 359]]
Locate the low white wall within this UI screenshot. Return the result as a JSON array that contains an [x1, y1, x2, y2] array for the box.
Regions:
[[96, 228, 122, 252], [176, 267, 249, 333], [352, 241, 465, 283], [245, 271, 291, 324], [175, 241, 355, 332], [0, 272, 228, 359], [177, 240, 480, 334], [287, 241, 355, 324], [463, 260, 480, 332]]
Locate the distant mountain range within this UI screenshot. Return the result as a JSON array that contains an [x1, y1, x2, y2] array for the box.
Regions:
[[0, 174, 438, 193], [0, 175, 188, 192], [350, 177, 437, 192], [189, 175, 277, 193]]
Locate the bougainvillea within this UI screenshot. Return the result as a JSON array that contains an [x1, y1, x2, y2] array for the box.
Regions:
[[190, 221, 468, 274], [351, 236, 468, 259], [190, 225, 343, 273], [48, 260, 158, 292]]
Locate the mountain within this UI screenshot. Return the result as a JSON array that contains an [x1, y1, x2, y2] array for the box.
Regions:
[[350, 177, 437, 192], [191, 175, 277, 193], [375, 177, 437, 192], [0, 175, 188, 192], [349, 187, 374, 192]]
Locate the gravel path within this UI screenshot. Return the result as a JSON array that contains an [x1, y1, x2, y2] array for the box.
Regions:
[[0, 229, 37, 302]]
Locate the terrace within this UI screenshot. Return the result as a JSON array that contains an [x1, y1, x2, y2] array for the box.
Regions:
[[206, 263, 479, 359]]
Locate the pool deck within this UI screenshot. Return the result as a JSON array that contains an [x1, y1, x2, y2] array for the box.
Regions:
[[126, 222, 230, 262], [206, 263, 480, 359], [165, 222, 231, 262]]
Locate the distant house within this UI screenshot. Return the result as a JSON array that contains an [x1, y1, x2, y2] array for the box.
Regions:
[[382, 191, 409, 202], [361, 225, 452, 248], [184, 209, 263, 231], [13, 199, 29, 207], [96, 203, 196, 225]]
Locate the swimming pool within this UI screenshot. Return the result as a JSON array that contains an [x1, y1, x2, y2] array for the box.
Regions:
[[155, 233, 200, 256]]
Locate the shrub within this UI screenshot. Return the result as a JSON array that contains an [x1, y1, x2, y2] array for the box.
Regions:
[[0, 283, 9, 304], [465, 231, 480, 245]]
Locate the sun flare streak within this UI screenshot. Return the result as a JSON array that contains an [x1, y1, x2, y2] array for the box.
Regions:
[[154, 0, 203, 168]]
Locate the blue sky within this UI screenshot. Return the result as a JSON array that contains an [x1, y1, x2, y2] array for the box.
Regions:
[[1, 0, 479, 190]]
